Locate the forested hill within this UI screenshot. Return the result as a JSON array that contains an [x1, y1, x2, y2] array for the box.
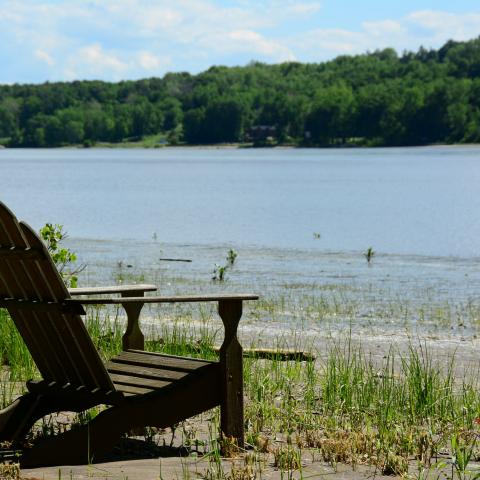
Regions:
[[1, 37, 480, 148]]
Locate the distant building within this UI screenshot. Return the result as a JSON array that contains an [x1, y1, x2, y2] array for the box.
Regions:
[[246, 125, 277, 142]]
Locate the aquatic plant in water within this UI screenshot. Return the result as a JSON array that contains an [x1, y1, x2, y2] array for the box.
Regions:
[[363, 246, 375, 265], [226, 248, 238, 266], [212, 264, 228, 282]]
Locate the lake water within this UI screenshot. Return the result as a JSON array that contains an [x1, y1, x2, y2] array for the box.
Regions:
[[1, 146, 480, 340], [1, 146, 480, 256]]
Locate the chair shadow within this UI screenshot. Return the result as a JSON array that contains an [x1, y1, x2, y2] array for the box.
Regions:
[[100, 436, 198, 463]]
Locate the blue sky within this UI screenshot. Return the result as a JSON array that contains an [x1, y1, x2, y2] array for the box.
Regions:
[[0, 0, 479, 84]]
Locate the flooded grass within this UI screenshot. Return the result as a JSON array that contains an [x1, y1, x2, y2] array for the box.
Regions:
[[2, 295, 480, 478]]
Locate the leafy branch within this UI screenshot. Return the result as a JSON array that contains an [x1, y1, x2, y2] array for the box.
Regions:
[[39, 223, 85, 287]]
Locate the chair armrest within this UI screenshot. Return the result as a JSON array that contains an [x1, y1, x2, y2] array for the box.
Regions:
[[67, 294, 257, 349], [68, 284, 157, 296], [66, 294, 258, 305]]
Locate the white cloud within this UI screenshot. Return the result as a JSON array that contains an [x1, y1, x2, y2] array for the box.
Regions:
[[35, 50, 55, 66], [79, 44, 126, 71], [408, 10, 480, 42], [64, 44, 127, 80], [290, 10, 480, 62], [281, 2, 322, 16], [201, 29, 296, 62], [62, 46, 170, 80], [236, 0, 321, 17], [363, 20, 406, 37], [291, 28, 367, 56], [137, 51, 169, 71], [100, 2, 184, 37]]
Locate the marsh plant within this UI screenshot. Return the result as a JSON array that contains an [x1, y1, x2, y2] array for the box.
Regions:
[[226, 248, 238, 266], [212, 249, 238, 281], [212, 264, 228, 282], [363, 246, 375, 264]]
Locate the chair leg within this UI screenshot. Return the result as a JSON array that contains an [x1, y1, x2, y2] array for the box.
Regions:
[[20, 407, 125, 467], [0, 393, 40, 441], [0, 391, 116, 448], [218, 300, 245, 450]]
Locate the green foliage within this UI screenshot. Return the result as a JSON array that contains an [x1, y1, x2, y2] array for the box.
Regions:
[[306, 83, 355, 145], [449, 433, 480, 479], [1, 37, 480, 147], [39, 223, 83, 287], [0, 309, 36, 390]]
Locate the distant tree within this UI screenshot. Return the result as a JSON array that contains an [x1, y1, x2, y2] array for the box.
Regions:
[[306, 84, 355, 145], [64, 120, 84, 144], [202, 99, 245, 143], [20, 96, 43, 125], [161, 98, 183, 131], [182, 108, 206, 143], [44, 115, 64, 146], [0, 98, 19, 138]]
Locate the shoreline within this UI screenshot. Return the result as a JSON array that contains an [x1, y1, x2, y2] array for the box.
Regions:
[[2, 142, 480, 150]]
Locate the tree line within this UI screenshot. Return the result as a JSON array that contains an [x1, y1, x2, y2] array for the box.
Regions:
[[1, 37, 479, 148]]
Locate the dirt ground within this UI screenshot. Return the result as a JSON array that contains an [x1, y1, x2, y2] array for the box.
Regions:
[[21, 457, 403, 480]]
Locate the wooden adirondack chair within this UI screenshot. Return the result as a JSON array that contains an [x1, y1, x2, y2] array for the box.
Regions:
[[0, 202, 257, 467]]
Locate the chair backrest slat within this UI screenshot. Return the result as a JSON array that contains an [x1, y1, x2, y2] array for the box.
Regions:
[[20, 222, 112, 389], [0, 202, 115, 392], [0, 212, 62, 380], [0, 246, 43, 259]]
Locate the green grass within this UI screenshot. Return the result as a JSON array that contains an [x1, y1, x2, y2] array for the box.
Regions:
[[94, 133, 169, 148], [2, 304, 480, 478]]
